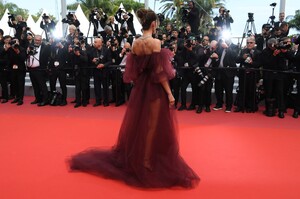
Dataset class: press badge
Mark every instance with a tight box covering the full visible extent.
[54,61,59,67]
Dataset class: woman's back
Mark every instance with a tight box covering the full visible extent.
[132,36,161,56]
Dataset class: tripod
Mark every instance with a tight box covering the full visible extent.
[267,3,277,27]
[239,13,256,50]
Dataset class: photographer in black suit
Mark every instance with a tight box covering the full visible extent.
[212,39,238,113]
[292,36,300,118]
[255,24,272,51]
[26,35,51,106]
[235,37,261,113]
[185,1,200,35]
[213,6,233,31]
[177,36,199,111]
[115,9,136,36]
[261,38,294,118]
[6,39,27,105]
[0,35,11,103]
[62,12,80,28]
[89,8,107,38]
[194,36,215,113]
[40,13,56,42]
[88,37,112,107]
[69,44,89,108]
[8,14,27,41]
[48,39,68,106]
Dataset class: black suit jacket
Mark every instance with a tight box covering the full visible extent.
[38,43,51,69]
[88,46,112,70]
[8,47,26,71]
[115,13,136,36]
[213,43,238,78]
[91,14,108,36]
[8,21,27,40]
[187,7,200,34]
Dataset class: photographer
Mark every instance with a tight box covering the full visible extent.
[88,37,112,107]
[107,16,119,35]
[261,38,294,118]
[0,35,12,103]
[103,25,117,44]
[89,7,107,38]
[69,44,89,108]
[292,35,300,118]
[40,13,56,42]
[255,24,272,51]
[185,1,200,35]
[48,39,68,106]
[8,14,27,41]
[212,39,238,113]
[5,38,27,105]
[119,42,133,101]
[118,27,134,48]
[235,37,261,113]
[168,29,185,108]
[26,35,51,106]
[62,12,80,28]
[177,36,199,111]
[214,6,234,31]
[20,30,35,49]
[194,36,214,113]
[65,25,77,46]
[115,9,136,36]
[107,37,124,106]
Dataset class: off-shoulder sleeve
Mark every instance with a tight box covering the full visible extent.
[123,48,175,83]
[123,53,152,83]
[150,48,175,83]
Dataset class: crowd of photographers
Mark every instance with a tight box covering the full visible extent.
[0,4,300,119]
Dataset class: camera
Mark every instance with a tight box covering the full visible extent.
[62,12,74,24]
[248,13,254,22]
[117,8,126,15]
[9,40,19,49]
[125,48,131,52]
[8,13,15,21]
[89,8,101,21]
[194,67,210,87]
[244,56,252,64]
[71,45,81,52]
[28,45,38,55]
[185,36,195,48]
[42,13,49,20]
[277,41,291,50]
[108,36,116,46]
[95,55,104,65]
[198,75,209,87]
[221,9,230,15]
[180,7,189,23]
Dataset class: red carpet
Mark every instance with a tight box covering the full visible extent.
[0,97,300,199]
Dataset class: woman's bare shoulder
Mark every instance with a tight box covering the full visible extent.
[132,37,161,55]
[152,38,161,53]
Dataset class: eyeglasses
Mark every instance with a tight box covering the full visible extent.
[247,42,254,44]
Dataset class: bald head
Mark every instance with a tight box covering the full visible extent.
[93,37,103,49]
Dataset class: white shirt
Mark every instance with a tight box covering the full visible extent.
[27,45,41,68]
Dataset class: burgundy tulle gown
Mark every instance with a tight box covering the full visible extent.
[68,48,200,188]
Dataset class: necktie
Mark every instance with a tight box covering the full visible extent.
[219,49,226,67]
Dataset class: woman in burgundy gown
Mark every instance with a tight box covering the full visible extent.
[69,8,200,188]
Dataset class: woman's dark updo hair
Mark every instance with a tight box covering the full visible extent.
[136,8,157,31]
